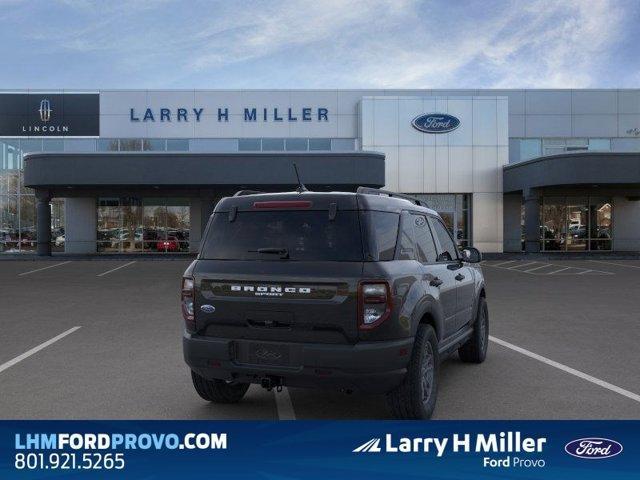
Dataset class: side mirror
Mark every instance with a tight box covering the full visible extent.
[460,247,482,263]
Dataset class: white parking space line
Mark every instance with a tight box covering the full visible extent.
[490,260,517,267]
[576,269,593,275]
[589,260,640,270]
[274,387,296,420]
[18,261,72,276]
[507,262,538,270]
[486,260,613,276]
[523,264,555,273]
[489,336,640,404]
[97,261,136,277]
[548,266,571,275]
[0,327,82,375]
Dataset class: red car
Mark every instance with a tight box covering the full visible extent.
[156,236,179,252]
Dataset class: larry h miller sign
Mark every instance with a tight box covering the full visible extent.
[0,93,99,137]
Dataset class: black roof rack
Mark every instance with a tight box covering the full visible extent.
[356,187,426,207]
[233,190,265,197]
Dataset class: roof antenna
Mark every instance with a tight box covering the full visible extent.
[293,162,308,193]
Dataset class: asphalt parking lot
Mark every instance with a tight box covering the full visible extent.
[1,258,639,420]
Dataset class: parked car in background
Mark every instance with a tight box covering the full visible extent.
[157,236,180,252]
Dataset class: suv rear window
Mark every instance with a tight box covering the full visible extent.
[200,211,364,261]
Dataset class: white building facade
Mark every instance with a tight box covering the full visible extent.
[2,89,640,255]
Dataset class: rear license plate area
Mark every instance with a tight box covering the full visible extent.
[241,342,291,367]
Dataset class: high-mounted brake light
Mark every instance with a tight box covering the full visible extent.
[253,200,312,209]
[181,277,195,331]
[358,281,392,330]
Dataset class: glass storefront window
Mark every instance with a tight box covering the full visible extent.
[63,139,96,152]
[119,139,142,151]
[566,198,588,251]
[166,199,190,252]
[541,197,566,251]
[261,138,285,151]
[20,139,42,154]
[238,138,261,151]
[18,195,36,252]
[42,139,64,152]
[589,197,612,251]
[120,197,143,252]
[143,139,166,151]
[97,198,120,252]
[589,138,611,151]
[519,139,541,161]
[0,195,18,252]
[0,171,20,195]
[331,138,356,151]
[309,138,331,151]
[97,139,119,151]
[540,196,613,251]
[166,139,189,151]
[285,138,308,151]
[98,197,190,253]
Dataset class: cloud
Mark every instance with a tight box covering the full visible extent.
[0,0,636,88]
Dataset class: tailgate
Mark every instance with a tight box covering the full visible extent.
[193,260,363,344]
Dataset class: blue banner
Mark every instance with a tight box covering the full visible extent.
[1,420,638,479]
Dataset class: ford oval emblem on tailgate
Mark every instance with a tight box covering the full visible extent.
[200,304,216,314]
[254,348,282,361]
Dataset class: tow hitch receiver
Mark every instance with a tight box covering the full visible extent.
[260,376,284,392]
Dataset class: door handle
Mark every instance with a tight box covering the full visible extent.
[455,273,465,281]
[429,277,443,287]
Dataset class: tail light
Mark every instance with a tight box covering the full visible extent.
[358,281,392,330]
[181,277,195,331]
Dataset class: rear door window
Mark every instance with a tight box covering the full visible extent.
[361,211,400,261]
[397,212,417,260]
[412,214,438,263]
[429,217,459,262]
[201,211,363,261]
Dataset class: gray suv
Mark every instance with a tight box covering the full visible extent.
[182,187,488,419]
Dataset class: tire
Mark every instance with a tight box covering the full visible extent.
[458,297,489,363]
[191,370,250,403]
[386,324,439,420]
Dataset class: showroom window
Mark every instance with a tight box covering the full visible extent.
[1,139,41,253]
[97,197,191,254]
[519,139,542,161]
[236,137,351,152]
[408,194,471,247]
[542,138,612,156]
[513,138,615,163]
[535,196,613,252]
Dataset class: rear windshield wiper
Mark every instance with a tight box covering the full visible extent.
[249,247,290,259]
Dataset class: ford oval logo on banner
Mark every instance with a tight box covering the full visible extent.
[412,113,460,134]
[564,438,623,459]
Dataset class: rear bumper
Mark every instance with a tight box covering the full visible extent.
[183,332,413,394]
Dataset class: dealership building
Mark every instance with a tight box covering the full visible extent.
[1,89,639,256]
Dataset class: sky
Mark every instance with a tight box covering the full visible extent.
[0,0,638,89]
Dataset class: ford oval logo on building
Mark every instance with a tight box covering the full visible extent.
[564,438,623,459]
[412,113,460,133]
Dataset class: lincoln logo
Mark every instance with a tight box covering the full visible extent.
[412,113,460,133]
[39,99,52,122]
